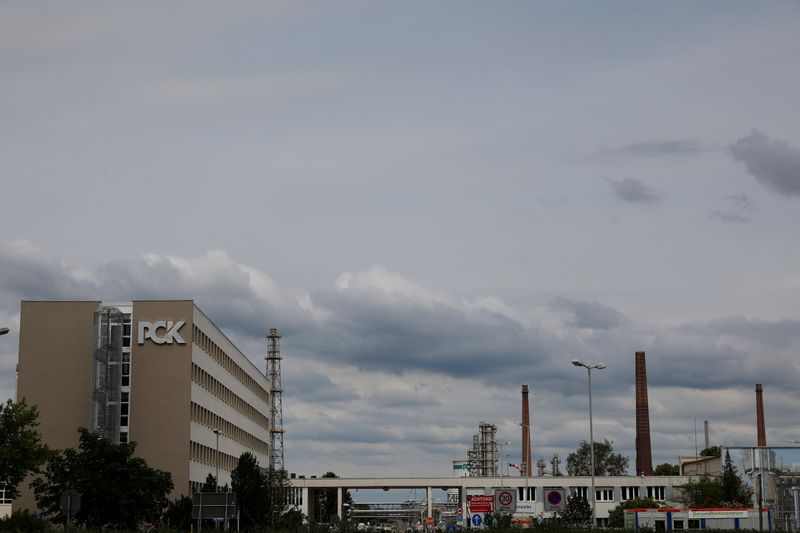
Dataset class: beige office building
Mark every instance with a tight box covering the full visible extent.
[15,300,271,508]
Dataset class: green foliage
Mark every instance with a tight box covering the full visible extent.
[0,398,51,499]
[700,446,721,457]
[231,451,268,531]
[202,472,217,492]
[566,439,630,476]
[607,498,662,527]
[559,494,592,527]
[162,495,193,530]
[31,428,173,530]
[314,471,353,524]
[0,509,46,533]
[677,454,752,509]
[654,463,680,476]
[484,511,513,529]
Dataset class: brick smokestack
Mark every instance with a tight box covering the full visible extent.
[635,352,654,476]
[756,384,767,447]
[521,384,532,477]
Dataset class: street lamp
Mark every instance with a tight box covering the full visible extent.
[572,359,606,527]
[0,327,9,335]
[491,440,511,486]
[213,429,221,491]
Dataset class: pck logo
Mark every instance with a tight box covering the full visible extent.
[138,320,186,345]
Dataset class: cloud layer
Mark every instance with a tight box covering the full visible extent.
[2,242,800,477]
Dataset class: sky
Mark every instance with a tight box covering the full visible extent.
[2,1,800,485]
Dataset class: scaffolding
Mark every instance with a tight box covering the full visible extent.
[266,328,285,473]
[91,306,124,443]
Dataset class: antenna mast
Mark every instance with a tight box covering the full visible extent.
[266,328,285,472]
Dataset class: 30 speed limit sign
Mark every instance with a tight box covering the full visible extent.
[494,489,516,512]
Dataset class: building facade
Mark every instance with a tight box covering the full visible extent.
[15,300,271,509]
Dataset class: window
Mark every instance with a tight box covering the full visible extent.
[621,486,640,500]
[517,487,535,501]
[647,486,665,500]
[571,486,588,499]
[596,488,613,502]
[674,520,684,529]
[0,487,11,505]
[688,520,700,529]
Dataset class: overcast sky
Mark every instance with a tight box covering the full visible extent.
[2,2,800,484]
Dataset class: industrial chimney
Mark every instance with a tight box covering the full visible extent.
[635,352,654,476]
[756,384,767,447]
[521,385,532,476]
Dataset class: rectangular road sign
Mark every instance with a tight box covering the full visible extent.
[468,495,494,513]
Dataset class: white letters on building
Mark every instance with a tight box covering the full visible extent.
[138,320,186,345]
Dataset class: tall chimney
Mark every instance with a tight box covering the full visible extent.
[635,352,654,476]
[521,385,532,477]
[756,384,767,447]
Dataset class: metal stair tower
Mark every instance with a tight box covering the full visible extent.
[266,328,285,472]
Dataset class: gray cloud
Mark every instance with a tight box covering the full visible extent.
[596,139,705,159]
[550,297,628,330]
[729,131,800,197]
[605,177,661,203]
[711,193,756,223]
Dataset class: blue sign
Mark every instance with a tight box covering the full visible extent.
[472,514,482,527]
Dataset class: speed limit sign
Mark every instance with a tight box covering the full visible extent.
[494,489,516,512]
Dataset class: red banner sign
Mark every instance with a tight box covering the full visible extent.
[468,495,494,513]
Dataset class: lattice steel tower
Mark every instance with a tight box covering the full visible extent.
[266,328,285,472]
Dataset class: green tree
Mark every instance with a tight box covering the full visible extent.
[0,399,51,499]
[202,472,217,492]
[231,452,268,531]
[31,428,173,529]
[566,439,630,476]
[720,450,752,506]
[265,467,293,529]
[700,446,721,457]
[676,474,723,507]
[162,495,193,530]
[559,494,592,527]
[654,463,680,476]
[607,498,662,527]
[314,471,353,523]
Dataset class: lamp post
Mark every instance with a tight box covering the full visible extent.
[213,429,221,491]
[492,440,511,486]
[572,359,606,528]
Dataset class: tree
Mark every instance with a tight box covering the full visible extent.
[314,471,352,523]
[720,450,752,506]
[0,399,50,499]
[607,498,662,527]
[202,472,217,492]
[559,494,592,527]
[700,446,721,457]
[162,496,193,530]
[677,452,752,508]
[264,467,293,529]
[231,452,268,531]
[654,463,680,476]
[566,439,630,476]
[31,428,173,529]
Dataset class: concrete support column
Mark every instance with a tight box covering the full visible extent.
[427,486,433,519]
[337,487,343,520]
[301,487,310,519]
[460,485,468,527]
[792,486,799,532]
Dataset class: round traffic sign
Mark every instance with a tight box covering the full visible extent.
[471,514,482,527]
[457,507,463,515]
[546,490,562,506]
[498,491,513,506]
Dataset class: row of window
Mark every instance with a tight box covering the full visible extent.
[193,325,269,404]
[0,487,10,505]
[191,364,269,429]
[190,440,238,472]
[514,486,666,503]
[191,402,269,455]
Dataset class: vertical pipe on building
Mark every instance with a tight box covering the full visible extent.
[521,385,532,477]
[756,384,767,447]
[635,352,654,476]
